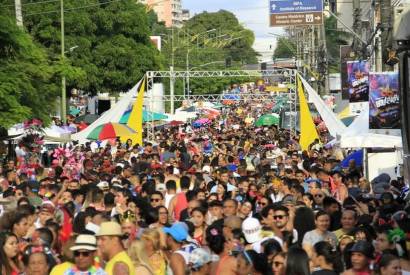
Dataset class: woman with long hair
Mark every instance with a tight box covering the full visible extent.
[206,226,237,275]
[374,253,401,275]
[140,229,167,275]
[236,250,272,275]
[302,210,338,258]
[128,240,154,275]
[272,252,286,275]
[285,247,310,275]
[262,238,283,266]
[0,232,23,275]
[237,201,253,219]
[190,207,207,246]
[22,245,55,275]
[293,207,315,247]
[312,241,344,275]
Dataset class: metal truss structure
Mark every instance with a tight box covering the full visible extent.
[145,69,297,141]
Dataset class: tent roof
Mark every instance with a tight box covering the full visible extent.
[71,79,142,144]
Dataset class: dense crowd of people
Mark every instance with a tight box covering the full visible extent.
[0,100,409,275]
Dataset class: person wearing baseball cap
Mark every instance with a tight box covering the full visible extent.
[96,221,135,275]
[163,222,194,275]
[345,240,374,275]
[65,234,106,275]
[189,248,212,275]
[35,201,56,228]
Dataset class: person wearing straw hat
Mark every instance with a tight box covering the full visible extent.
[64,234,106,275]
[96,221,135,275]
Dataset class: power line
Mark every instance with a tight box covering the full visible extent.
[0,0,59,8]
[23,0,126,16]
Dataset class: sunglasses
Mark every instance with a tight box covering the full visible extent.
[273,215,287,220]
[74,251,92,257]
[258,201,267,206]
[151,198,161,202]
[314,194,324,198]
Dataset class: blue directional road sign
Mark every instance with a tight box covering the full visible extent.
[269,0,324,27]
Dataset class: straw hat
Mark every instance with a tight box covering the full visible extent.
[96,221,123,237]
[70,234,97,251]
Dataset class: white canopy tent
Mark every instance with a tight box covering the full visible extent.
[299,75,347,137]
[339,105,402,148]
[71,80,142,144]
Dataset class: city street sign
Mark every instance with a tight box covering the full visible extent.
[269,0,323,27]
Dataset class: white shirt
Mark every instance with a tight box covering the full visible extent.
[165,193,175,209]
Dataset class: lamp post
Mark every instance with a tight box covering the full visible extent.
[185,29,217,96]
[60,0,66,124]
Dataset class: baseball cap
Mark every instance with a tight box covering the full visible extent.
[28,180,40,193]
[163,222,188,242]
[189,248,212,270]
[282,195,296,206]
[242,217,262,244]
[40,201,55,214]
[349,240,374,258]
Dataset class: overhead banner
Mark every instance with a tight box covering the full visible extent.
[347,60,369,103]
[369,72,400,129]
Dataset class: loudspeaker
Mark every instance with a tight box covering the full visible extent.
[261,62,267,70]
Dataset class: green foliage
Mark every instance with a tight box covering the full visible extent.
[273,37,296,59]
[21,0,163,94]
[161,10,258,95]
[325,15,351,73]
[0,11,59,128]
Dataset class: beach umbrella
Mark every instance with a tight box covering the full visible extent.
[77,122,88,131]
[120,110,168,124]
[87,123,136,140]
[192,118,211,128]
[255,114,279,127]
[169,120,184,126]
[74,114,100,124]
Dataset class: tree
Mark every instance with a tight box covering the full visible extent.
[273,37,296,59]
[0,12,58,128]
[325,15,351,73]
[160,10,258,95]
[19,0,163,94]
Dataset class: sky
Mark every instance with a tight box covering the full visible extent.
[183,0,284,62]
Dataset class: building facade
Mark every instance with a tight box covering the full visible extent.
[145,0,186,28]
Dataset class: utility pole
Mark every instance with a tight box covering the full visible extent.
[352,0,362,55]
[186,48,190,96]
[60,0,67,124]
[380,0,392,71]
[14,0,23,27]
[170,26,175,114]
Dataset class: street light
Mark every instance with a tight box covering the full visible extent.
[61,0,66,124]
[185,29,217,96]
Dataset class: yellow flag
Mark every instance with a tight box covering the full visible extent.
[127,79,146,146]
[298,75,319,151]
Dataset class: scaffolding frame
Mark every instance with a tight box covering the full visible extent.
[145,69,297,141]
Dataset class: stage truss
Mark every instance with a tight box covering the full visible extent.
[145,69,297,141]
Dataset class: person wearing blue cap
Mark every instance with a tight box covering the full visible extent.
[163,222,195,275]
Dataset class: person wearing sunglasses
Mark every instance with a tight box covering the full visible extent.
[149,192,164,208]
[273,205,298,243]
[67,234,106,275]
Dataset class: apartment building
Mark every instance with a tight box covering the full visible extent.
[145,0,188,27]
